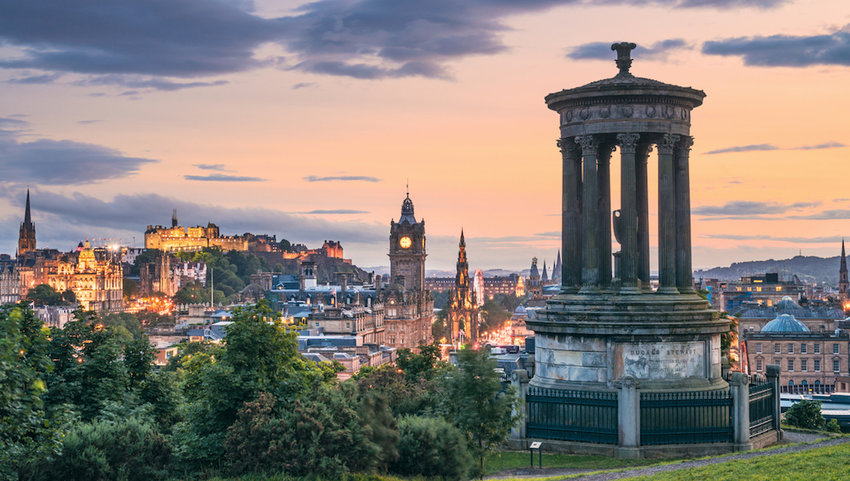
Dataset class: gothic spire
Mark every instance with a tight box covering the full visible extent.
[841,238,847,273]
[459,228,465,247]
[24,188,31,225]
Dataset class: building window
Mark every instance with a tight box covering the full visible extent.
[834,360,840,373]
[834,343,840,354]
[756,343,762,354]
[787,344,794,354]
[776,286,782,291]
[814,359,820,372]
[788,359,794,371]
[801,359,807,371]
[801,344,807,354]
[814,343,820,354]
[756,359,763,371]
[775,343,781,354]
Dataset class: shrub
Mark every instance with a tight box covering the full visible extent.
[826,418,842,433]
[785,399,826,430]
[43,417,172,481]
[391,415,472,480]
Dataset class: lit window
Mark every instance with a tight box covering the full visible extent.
[776,286,782,292]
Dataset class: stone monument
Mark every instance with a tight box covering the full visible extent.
[522,43,746,457]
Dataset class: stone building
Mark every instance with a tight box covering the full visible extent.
[0,256,20,305]
[447,231,480,344]
[17,189,36,257]
[144,210,276,253]
[719,273,804,312]
[382,192,433,350]
[47,240,123,312]
[525,257,542,299]
[744,314,849,393]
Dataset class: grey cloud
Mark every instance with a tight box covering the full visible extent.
[304,175,381,183]
[705,142,845,155]
[703,234,840,243]
[6,72,63,84]
[292,82,316,89]
[77,119,101,125]
[0,131,157,185]
[705,144,778,155]
[0,189,386,246]
[567,38,691,61]
[535,231,560,237]
[79,75,230,91]
[693,201,819,217]
[184,174,267,182]
[298,209,369,215]
[193,163,232,172]
[703,25,850,67]
[791,142,845,150]
[789,209,850,220]
[0,117,28,128]
[0,0,787,83]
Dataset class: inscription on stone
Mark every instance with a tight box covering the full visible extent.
[617,341,704,380]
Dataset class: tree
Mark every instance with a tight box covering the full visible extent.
[481,300,510,333]
[278,238,292,251]
[0,304,64,480]
[440,349,518,479]
[25,284,69,306]
[785,399,826,430]
[392,415,472,480]
[397,341,442,382]
[173,281,224,305]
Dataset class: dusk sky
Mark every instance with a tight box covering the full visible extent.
[1,0,848,272]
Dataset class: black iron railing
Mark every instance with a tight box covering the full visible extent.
[749,376,776,438]
[526,387,618,444]
[639,390,733,445]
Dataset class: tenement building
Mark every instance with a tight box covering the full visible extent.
[0,255,20,305]
[518,43,779,457]
[47,240,123,312]
[382,192,434,350]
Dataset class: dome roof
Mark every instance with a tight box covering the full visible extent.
[761,314,810,333]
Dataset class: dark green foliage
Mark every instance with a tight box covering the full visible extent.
[354,365,439,417]
[392,415,472,480]
[173,281,226,305]
[44,417,172,481]
[0,304,64,480]
[130,249,162,276]
[440,349,518,478]
[176,301,338,467]
[785,399,826,430]
[25,284,74,306]
[396,341,442,382]
[481,300,510,333]
[825,418,842,433]
[278,239,292,251]
[433,310,449,340]
[224,386,396,478]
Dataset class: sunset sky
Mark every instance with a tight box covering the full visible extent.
[1,0,848,272]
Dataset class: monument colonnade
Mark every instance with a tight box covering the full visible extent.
[558,131,695,295]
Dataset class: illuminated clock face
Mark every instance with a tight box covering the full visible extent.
[399,236,412,249]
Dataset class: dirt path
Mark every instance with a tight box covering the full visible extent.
[487,435,848,480]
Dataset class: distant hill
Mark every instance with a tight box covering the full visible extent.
[695,255,841,285]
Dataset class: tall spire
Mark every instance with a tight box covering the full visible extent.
[459,228,465,247]
[24,188,31,224]
[840,238,848,297]
[841,238,846,270]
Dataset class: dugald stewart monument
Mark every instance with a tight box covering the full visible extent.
[519,43,781,457]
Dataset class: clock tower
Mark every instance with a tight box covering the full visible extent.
[389,192,426,292]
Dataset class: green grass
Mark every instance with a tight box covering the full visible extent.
[482,451,657,476]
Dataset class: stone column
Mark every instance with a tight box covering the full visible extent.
[730,372,753,451]
[577,135,600,290]
[657,134,679,294]
[598,143,614,288]
[559,137,582,293]
[617,133,640,293]
[675,136,695,293]
[617,376,640,458]
[596,144,614,287]
[636,142,652,290]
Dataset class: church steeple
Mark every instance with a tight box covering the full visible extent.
[18,189,36,257]
[840,238,848,298]
[456,229,468,287]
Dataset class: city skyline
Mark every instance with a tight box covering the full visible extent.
[2,0,849,271]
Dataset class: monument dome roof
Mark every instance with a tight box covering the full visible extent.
[761,314,810,333]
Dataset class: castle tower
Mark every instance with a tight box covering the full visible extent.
[838,238,850,299]
[388,192,426,292]
[172,209,178,228]
[527,257,542,299]
[553,250,562,283]
[17,189,36,257]
[448,230,479,344]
